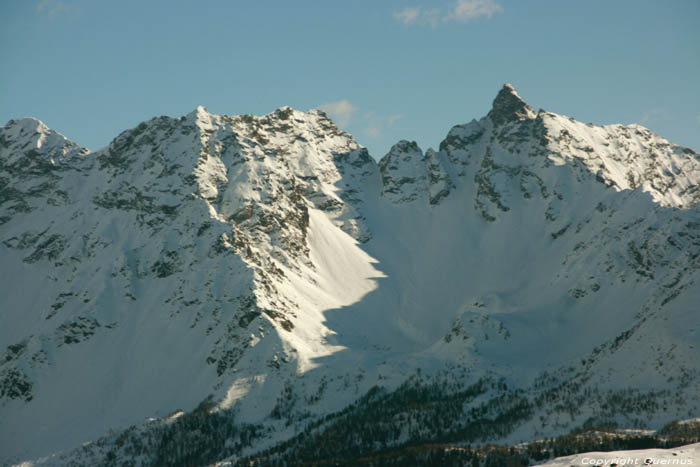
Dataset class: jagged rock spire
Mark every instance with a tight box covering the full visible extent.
[487,83,536,126]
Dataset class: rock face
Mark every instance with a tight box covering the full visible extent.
[487,82,537,126]
[1,85,700,465]
[379,140,454,205]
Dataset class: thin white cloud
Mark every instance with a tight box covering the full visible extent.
[317,99,357,127]
[364,126,381,139]
[363,112,403,139]
[448,0,503,21]
[36,0,76,18]
[394,0,503,27]
[363,111,379,139]
[387,114,403,126]
[394,7,421,25]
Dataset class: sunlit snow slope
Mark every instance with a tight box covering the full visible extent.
[1,85,699,464]
[536,442,700,466]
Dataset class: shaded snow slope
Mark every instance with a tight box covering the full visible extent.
[1,84,700,464]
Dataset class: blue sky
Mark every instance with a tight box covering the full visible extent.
[1,1,699,158]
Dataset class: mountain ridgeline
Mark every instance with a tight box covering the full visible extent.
[1,84,699,466]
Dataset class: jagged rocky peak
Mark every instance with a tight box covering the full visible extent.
[487,83,537,126]
[179,103,375,245]
[379,140,425,203]
[423,148,454,205]
[5,87,700,466]
[180,104,343,142]
[378,140,454,205]
[389,139,422,156]
[539,111,700,208]
[379,140,424,175]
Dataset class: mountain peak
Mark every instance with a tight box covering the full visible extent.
[4,89,700,465]
[185,105,209,121]
[273,106,296,120]
[4,116,49,134]
[184,105,216,131]
[488,83,536,126]
[388,140,422,155]
[1,117,82,153]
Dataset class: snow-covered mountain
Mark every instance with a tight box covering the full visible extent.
[1,84,699,466]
